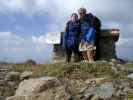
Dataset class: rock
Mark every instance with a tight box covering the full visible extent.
[111,66,118,74]
[126,68,133,74]
[95,60,108,64]
[116,64,133,74]
[109,58,118,66]
[5,72,20,81]
[0,65,11,86]
[6,77,71,100]
[7,81,17,87]
[24,59,36,65]
[84,78,106,87]
[123,87,131,93]
[127,73,133,80]
[113,80,131,99]
[82,82,115,99]
[120,81,130,88]
[110,58,122,64]
[15,77,60,96]
[116,64,125,71]
[0,96,5,100]
[20,71,33,80]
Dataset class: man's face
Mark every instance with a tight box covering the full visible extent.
[78,11,86,19]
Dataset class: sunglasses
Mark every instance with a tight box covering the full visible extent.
[79,12,85,15]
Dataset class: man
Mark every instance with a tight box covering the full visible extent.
[78,8,101,61]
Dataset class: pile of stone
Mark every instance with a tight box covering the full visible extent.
[4,71,33,89]
[7,77,72,100]
[0,64,12,97]
[0,65,11,86]
[99,29,120,59]
[2,61,133,100]
[53,29,120,62]
[0,66,33,98]
[6,76,132,100]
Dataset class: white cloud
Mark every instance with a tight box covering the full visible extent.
[0,32,12,37]
[0,31,53,63]
[0,0,133,61]
[116,37,133,60]
[0,0,132,19]
[0,0,128,15]
[0,0,25,13]
[117,38,133,46]
[0,32,25,45]
[102,22,123,29]
[0,47,25,53]
[32,35,46,44]
[0,0,133,31]
[32,32,61,44]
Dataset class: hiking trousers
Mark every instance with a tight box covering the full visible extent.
[65,45,80,63]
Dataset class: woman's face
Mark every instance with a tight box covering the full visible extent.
[71,14,78,22]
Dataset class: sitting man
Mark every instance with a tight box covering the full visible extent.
[78,8,101,62]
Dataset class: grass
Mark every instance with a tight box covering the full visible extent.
[128,92,133,100]
[11,64,34,72]
[0,86,15,97]
[2,61,133,97]
[11,62,125,79]
[126,63,133,68]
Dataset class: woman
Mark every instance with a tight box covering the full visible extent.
[63,13,80,63]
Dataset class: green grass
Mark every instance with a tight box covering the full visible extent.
[3,62,132,97]
[126,63,133,68]
[11,64,34,72]
[11,62,124,79]
[128,92,133,100]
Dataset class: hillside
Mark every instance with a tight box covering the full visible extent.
[0,60,133,100]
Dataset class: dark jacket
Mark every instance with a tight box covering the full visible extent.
[63,20,80,48]
[79,13,99,43]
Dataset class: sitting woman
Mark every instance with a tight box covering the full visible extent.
[63,13,80,63]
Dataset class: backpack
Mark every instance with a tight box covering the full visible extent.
[92,16,101,30]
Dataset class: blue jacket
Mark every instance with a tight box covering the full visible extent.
[63,21,80,48]
[84,27,96,43]
[80,13,96,43]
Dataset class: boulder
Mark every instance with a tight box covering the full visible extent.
[82,82,115,99]
[127,73,133,80]
[15,77,61,96]
[20,71,33,80]
[6,77,71,100]
[0,96,5,100]
[5,72,20,81]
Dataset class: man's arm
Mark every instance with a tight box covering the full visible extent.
[92,17,101,30]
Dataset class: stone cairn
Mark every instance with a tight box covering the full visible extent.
[53,29,120,62]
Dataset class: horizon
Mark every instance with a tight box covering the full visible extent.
[0,0,133,63]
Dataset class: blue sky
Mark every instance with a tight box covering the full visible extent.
[0,0,133,63]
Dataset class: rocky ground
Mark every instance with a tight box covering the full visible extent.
[0,60,133,100]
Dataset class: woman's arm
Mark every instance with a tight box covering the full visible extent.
[64,22,69,33]
[62,22,69,49]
